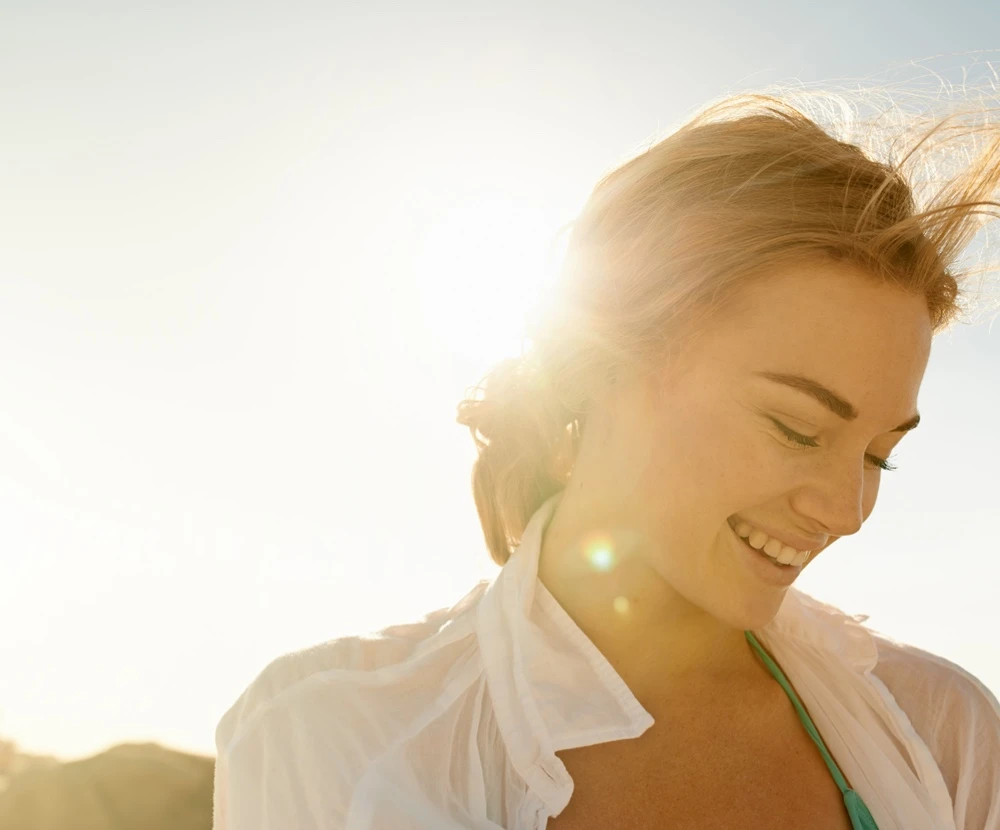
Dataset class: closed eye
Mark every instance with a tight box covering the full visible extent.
[767,416,898,472]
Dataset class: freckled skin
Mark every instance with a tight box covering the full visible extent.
[538,257,932,691]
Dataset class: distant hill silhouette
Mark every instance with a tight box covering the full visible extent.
[0,741,214,830]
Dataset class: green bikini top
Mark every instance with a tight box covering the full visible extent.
[744,631,879,830]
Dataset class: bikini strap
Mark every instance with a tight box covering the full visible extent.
[744,630,879,830]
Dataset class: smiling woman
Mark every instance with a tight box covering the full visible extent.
[213,88,1000,830]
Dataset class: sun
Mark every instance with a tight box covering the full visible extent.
[408,185,569,368]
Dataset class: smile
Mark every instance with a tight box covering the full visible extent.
[728,517,812,567]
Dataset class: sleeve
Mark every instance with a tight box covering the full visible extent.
[212,744,229,830]
[871,639,1000,830]
[208,603,470,830]
[212,696,241,830]
[210,658,285,830]
[211,680,387,830]
[208,638,379,830]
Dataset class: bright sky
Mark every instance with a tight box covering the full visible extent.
[1,2,998,761]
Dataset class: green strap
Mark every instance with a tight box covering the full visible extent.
[744,630,879,830]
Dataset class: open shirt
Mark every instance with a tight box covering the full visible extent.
[213,492,1000,829]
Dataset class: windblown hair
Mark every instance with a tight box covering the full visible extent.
[456,84,1000,566]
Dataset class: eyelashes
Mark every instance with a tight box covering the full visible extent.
[767,416,898,472]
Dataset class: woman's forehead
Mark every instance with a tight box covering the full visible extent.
[707,261,931,346]
[660,266,933,407]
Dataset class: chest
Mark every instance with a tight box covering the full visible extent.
[544,700,855,830]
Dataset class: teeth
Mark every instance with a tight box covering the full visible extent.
[763,538,784,558]
[732,519,811,567]
[776,546,797,565]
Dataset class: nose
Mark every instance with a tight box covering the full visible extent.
[792,454,870,539]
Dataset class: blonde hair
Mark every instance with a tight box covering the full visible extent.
[457,84,1000,566]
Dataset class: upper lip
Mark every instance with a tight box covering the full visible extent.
[728,516,826,553]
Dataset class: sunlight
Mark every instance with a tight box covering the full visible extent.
[408,185,567,367]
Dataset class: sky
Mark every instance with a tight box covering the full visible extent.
[0,1,998,761]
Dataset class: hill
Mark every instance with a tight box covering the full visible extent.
[0,741,214,830]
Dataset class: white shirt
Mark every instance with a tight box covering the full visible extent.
[212,492,1000,829]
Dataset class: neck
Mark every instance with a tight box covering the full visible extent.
[536,496,771,709]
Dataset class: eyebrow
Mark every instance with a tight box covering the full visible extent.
[753,371,921,433]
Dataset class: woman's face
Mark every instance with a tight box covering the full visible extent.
[594,257,933,629]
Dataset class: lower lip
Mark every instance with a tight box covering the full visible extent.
[728,521,803,586]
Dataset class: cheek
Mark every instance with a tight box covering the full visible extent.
[711,423,792,500]
[644,412,730,488]
[644,406,766,516]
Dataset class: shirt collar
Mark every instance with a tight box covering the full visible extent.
[474,490,877,814]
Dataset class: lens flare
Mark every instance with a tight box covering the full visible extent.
[588,546,615,571]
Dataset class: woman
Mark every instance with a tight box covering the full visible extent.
[212,91,1000,829]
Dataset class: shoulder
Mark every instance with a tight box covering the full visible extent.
[215,580,490,754]
[213,581,492,827]
[869,631,1000,730]
[869,630,1000,829]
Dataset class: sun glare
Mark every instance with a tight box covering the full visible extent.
[408,186,567,367]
